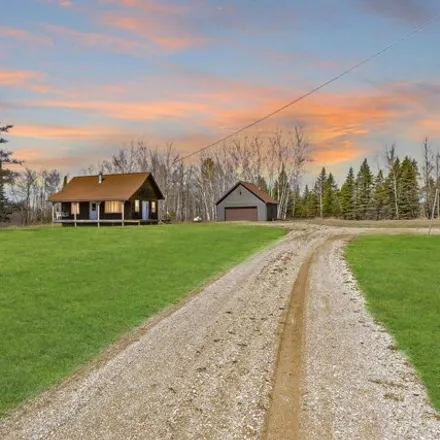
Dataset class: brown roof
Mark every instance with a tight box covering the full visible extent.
[49,172,163,202]
[216,181,278,205]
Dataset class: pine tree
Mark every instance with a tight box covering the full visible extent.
[372,170,388,220]
[339,167,356,220]
[0,122,22,223]
[314,167,327,218]
[300,184,317,218]
[355,159,374,220]
[385,157,401,219]
[398,157,420,219]
[323,173,340,217]
[293,185,304,218]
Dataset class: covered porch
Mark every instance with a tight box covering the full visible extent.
[52,199,159,227]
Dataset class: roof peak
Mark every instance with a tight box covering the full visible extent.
[73,171,150,179]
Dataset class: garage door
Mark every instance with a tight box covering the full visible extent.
[225,207,258,221]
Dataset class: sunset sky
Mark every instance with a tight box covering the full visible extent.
[2,0,440,181]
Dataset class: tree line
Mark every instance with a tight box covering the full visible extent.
[0,122,311,224]
[1,118,439,224]
[82,127,311,221]
[296,140,439,220]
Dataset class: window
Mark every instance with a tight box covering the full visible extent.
[71,202,79,215]
[134,199,140,213]
[105,201,122,213]
[151,201,157,213]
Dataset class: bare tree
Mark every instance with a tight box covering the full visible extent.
[289,127,312,218]
[436,152,440,218]
[422,137,434,218]
[80,127,313,222]
[11,168,37,225]
[385,143,400,220]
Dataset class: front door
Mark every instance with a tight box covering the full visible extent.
[89,202,98,220]
[142,201,149,221]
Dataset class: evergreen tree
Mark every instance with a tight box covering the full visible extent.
[62,175,68,188]
[385,157,401,219]
[339,167,356,219]
[0,122,22,223]
[314,167,327,218]
[300,184,317,218]
[398,157,420,219]
[322,173,340,217]
[355,159,374,220]
[292,185,304,218]
[372,170,388,220]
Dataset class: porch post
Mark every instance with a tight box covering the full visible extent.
[121,201,125,226]
[97,202,100,228]
[52,203,55,226]
[74,202,77,227]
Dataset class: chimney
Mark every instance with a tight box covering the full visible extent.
[98,172,103,184]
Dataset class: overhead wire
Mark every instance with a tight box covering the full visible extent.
[175,13,440,163]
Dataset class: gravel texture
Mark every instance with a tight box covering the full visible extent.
[301,238,440,440]
[2,226,439,440]
[0,228,330,440]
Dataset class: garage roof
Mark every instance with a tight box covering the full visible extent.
[216,181,278,205]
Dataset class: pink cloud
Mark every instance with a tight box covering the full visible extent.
[0,70,51,93]
[38,0,72,7]
[11,124,125,140]
[15,72,440,169]
[100,0,187,14]
[99,11,208,50]
[12,146,93,170]
[43,24,150,56]
[34,98,210,120]
[0,26,53,46]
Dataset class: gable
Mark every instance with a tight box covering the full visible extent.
[49,172,163,202]
[216,181,278,205]
[220,183,261,205]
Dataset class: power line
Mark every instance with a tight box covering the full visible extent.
[176,13,440,163]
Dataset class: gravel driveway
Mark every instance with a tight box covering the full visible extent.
[300,238,440,440]
[1,226,439,439]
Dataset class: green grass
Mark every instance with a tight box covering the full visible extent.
[346,235,440,411]
[0,224,284,416]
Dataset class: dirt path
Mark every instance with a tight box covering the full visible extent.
[298,237,440,440]
[0,228,334,440]
[1,226,439,439]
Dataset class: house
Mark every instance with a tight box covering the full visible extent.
[49,172,164,226]
[216,181,278,221]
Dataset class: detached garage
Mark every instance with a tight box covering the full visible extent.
[216,181,278,221]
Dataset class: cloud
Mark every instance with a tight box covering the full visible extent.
[100,0,187,15]
[43,24,150,57]
[0,70,51,93]
[11,124,125,140]
[358,0,431,25]
[39,0,72,7]
[99,11,208,50]
[34,98,210,121]
[12,146,93,170]
[312,145,366,165]
[0,26,53,46]
[15,72,440,169]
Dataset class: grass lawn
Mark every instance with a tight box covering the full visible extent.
[0,223,285,417]
[346,235,440,411]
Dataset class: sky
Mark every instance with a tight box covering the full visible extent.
[2,0,440,182]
